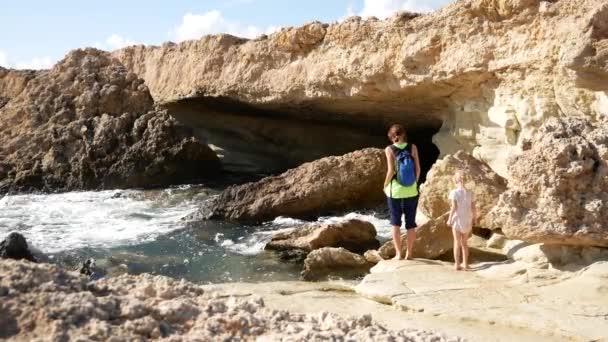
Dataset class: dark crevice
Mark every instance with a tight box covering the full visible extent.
[164,96,442,181]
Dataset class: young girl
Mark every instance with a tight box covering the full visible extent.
[447,172,477,271]
[384,124,420,260]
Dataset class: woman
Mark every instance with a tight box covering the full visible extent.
[384,124,420,260]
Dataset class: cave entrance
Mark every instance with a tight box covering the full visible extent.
[164,96,442,183]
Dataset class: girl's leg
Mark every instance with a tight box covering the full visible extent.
[461,231,471,270]
[392,225,403,259]
[452,228,462,270]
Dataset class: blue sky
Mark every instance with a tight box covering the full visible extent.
[0,0,453,69]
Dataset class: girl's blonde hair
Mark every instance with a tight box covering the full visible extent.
[453,171,465,185]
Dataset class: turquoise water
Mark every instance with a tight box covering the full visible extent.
[0,185,393,283]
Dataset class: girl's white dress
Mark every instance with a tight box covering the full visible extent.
[448,188,473,233]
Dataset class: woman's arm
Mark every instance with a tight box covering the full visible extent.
[384,147,396,188]
[412,144,421,183]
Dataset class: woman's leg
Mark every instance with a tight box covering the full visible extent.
[392,225,403,259]
[452,228,462,270]
[405,228,416,260]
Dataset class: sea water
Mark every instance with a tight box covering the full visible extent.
[0,186,394,283]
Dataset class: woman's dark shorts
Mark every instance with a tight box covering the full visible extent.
[387,196,418,229]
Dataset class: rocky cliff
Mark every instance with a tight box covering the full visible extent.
[112,0,608,176]
[0,49,220,193]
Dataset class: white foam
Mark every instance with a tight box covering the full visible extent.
[222,228,294,256]
[0,189,199,253]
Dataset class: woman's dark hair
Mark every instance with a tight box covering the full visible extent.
[387,124,407,143]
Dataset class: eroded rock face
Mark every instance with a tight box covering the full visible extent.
[489,117,608,246]
[419,151,507,228]
[265,219,380,254]
[113,0,608,177]
[378,213,453,260]
[301,247,371,281]
[197,148,386,223]
[0,49,219,193]
[0,260,453,341]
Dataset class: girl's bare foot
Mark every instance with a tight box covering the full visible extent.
[455,265,462,271]
[392,254,403,260]
[404,254,412,260]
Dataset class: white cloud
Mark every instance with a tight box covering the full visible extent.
[93,34,137,51]
[359,0,453,19]
[171,11,279,42]
[0,50,54,70]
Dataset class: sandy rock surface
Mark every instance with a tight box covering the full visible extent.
[0,260,459,341]
[266,219,380,254]
[196,148,386,223]
[489,117,608,246]
[356,258,608,341]
[418,151,507,228]
[0,49,219,193]
[378,213,453,260]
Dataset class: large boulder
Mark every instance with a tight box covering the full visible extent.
[0,48,220,192]
[301,247,372,281]
[378,213,453,260]
[198,148,386,223]
[418,151,507,228]
[265,219,380,254]
[488,117,608,247]
[0,232,37,262]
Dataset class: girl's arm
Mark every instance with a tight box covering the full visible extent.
[471,197,478,226]
[448,198,457,225]
[384,147,396,188]
[412,144,421,183]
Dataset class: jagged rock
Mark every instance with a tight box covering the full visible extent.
[488,117,608,247]
[197,148,386,223]
[378,213,452,260]
[265,219,380,254]
[418,151,507,228]
[0,232,37,262]
[0,49,220,192]
[301,247,372,281]
[113,0,608,177]
[0,260,451,341]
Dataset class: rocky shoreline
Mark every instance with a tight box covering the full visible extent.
[0,259,462,341]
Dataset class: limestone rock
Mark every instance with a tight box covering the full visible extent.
[419,151,507,228]
[0,259,455,341]
[111,0,608,178]
[364,250,384,264]
[505,242,608,266]
[488,117,608,246]
[0,48,220,193]
[378,213,453,260]
[198,148,386,223]
[265,219,380,254]
[0,232,37,262]
[301,247,372,281]
[486,233,508,249]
